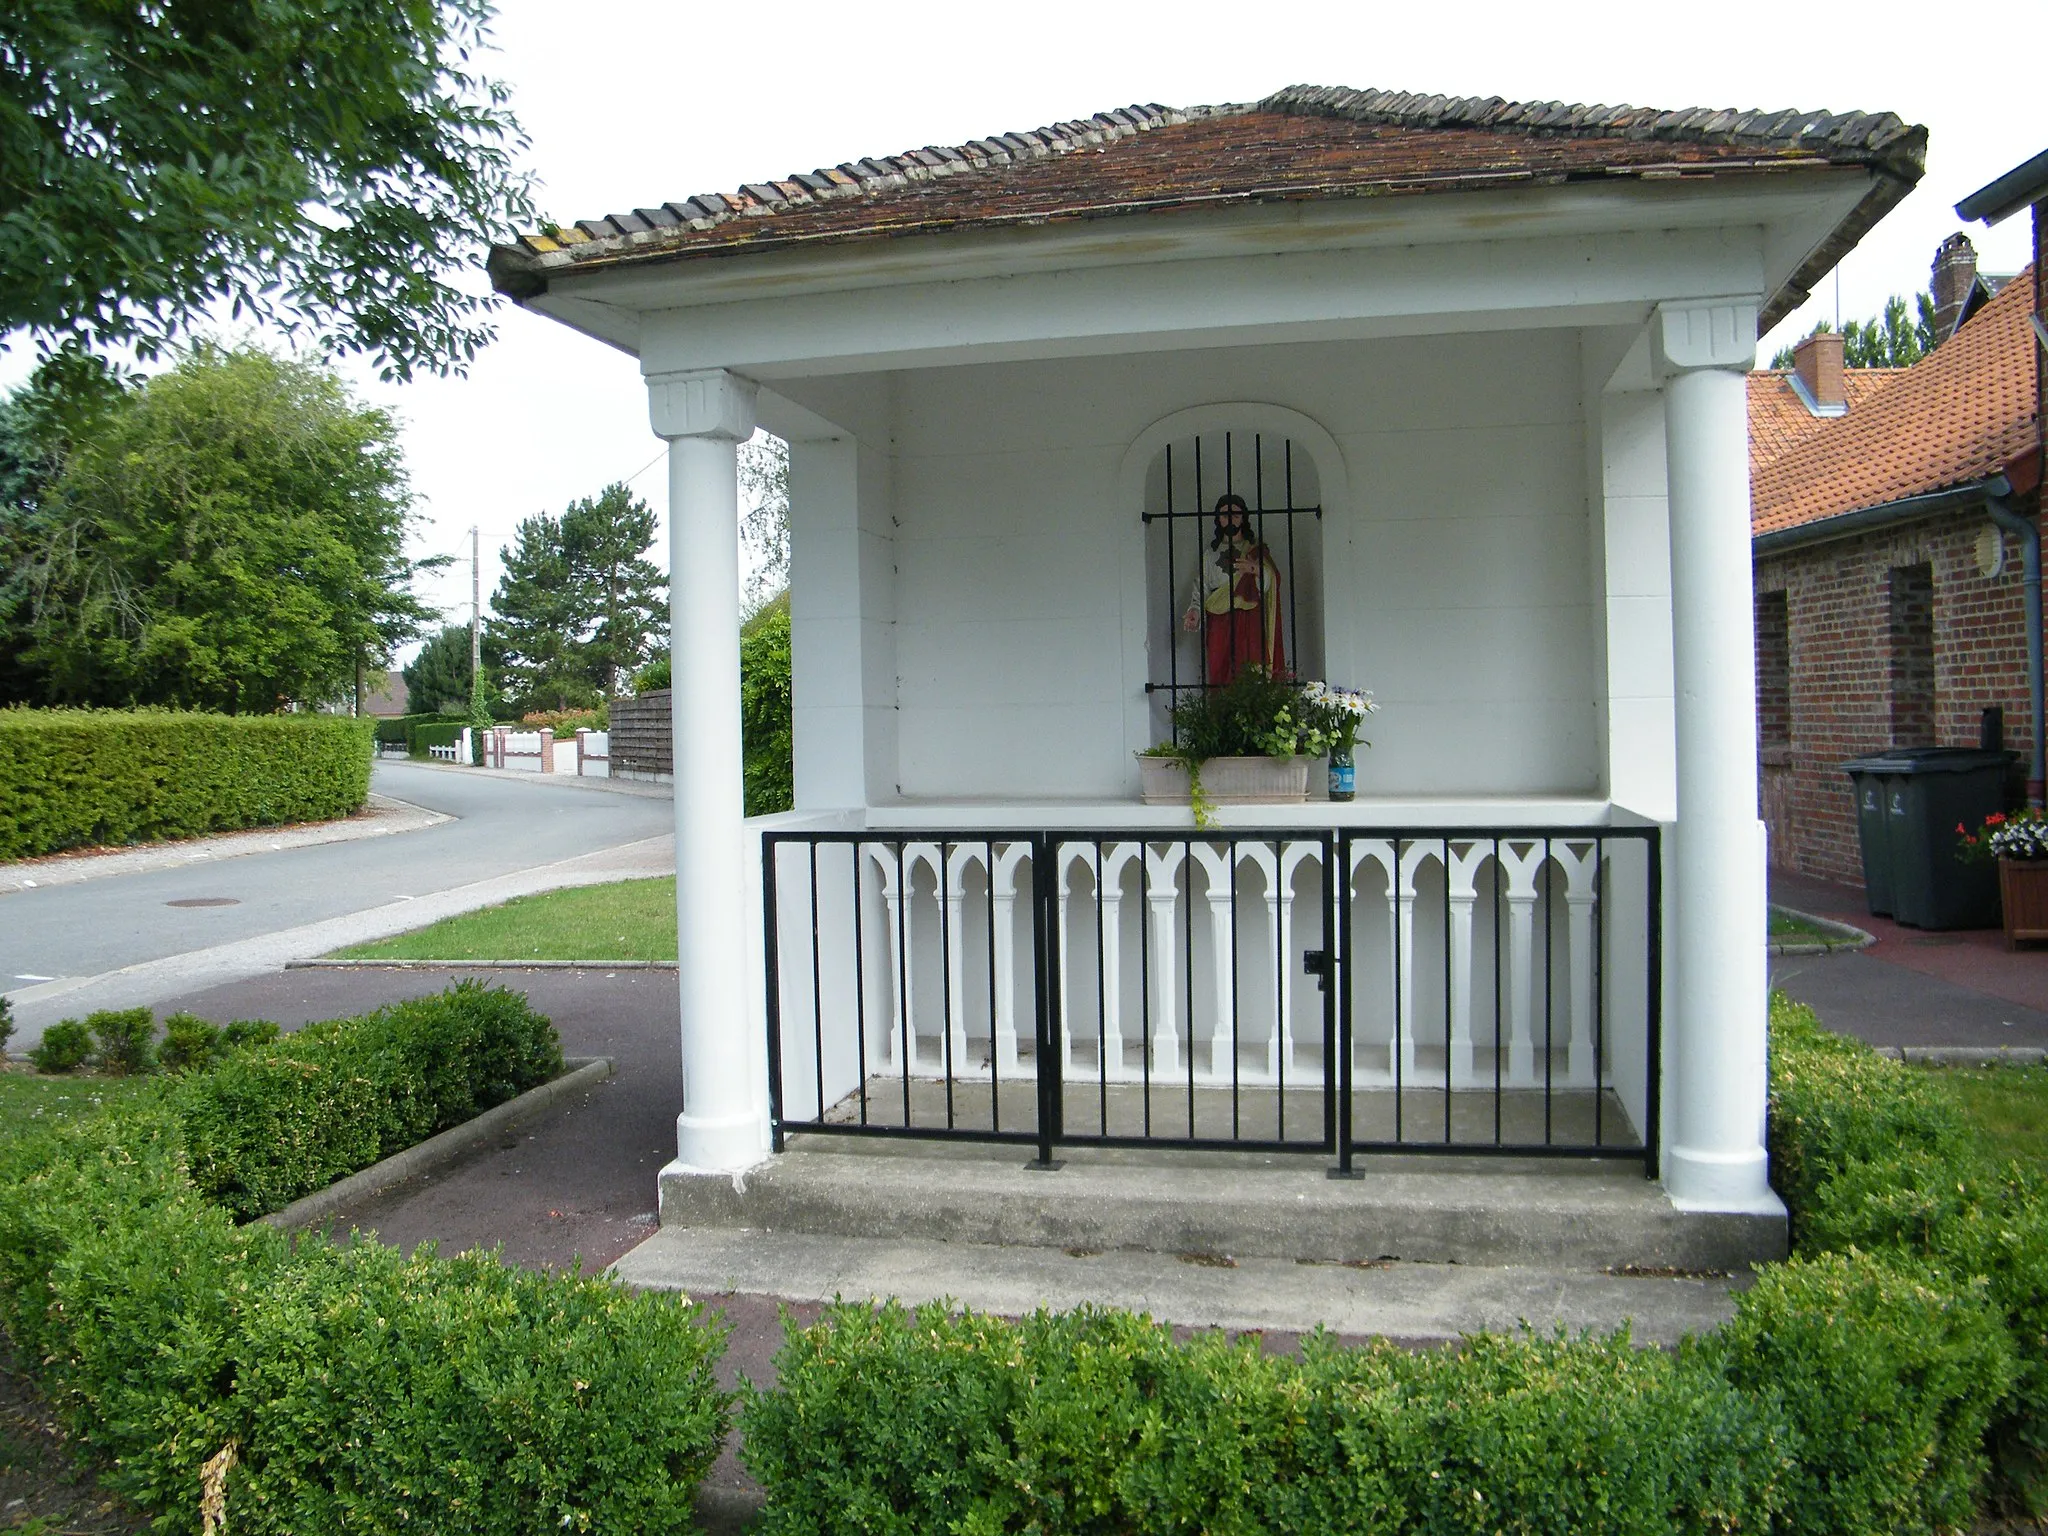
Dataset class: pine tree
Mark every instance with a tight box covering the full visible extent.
[491,512,589,712]
[561,484,666,697]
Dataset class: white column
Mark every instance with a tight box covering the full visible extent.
[649,368,766,1171]
[1652,301,1777,1213]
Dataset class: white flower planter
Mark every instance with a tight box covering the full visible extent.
[1137,754,1311,805]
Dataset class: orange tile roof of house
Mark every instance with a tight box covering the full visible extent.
[1751,266,2039,537]
[1747,367,1903,469]
[491,85,1925,334]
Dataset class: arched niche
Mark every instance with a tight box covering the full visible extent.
[1115,404,1351,755]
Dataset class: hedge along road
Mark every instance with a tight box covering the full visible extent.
[0,760,674,1041]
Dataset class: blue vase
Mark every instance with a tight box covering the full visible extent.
[1329,745,1356,802]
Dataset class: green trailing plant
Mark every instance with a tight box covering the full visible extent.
[26,1020,90,1073]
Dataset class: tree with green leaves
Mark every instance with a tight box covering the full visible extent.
[1770,292,1941,370]
[562,484,667,697]
[490,511,592,713]
[7,347,439,710]
[492,484,667,709]
[404,623,493,716]
[1,0,533,382]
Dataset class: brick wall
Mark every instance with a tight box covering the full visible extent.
[610,690,672,779]
[1755,507,2039,884]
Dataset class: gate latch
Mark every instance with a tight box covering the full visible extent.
[1302,949,1333,991]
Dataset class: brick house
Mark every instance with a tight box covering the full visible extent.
[1750,246,2043,884]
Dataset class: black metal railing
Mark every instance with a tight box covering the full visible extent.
[762,825,1660,1173]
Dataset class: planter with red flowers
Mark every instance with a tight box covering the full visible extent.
[1957,808,2048,949]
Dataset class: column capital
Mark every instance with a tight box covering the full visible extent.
[1650,300,1761,379]
[647,368,758,442]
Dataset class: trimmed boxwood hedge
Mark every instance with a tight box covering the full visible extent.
[406,719,464,756]
[373,712,461,748]
[0,709,372,859]
[0,986,728,1536]
[738,998,2046,1535]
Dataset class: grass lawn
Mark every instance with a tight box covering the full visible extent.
[331,876,678,963]
[1918,1060,2048,1171]
[0,1073,160,1146]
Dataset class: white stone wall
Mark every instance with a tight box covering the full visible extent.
[779,327,1603,805]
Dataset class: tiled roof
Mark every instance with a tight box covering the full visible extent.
[1751,265,2039,536]
[1747,368,1904,469]
[491,85,1924,332]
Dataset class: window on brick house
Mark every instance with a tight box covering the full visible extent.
[1756,590,1789,749]
[1889,563,1936,748]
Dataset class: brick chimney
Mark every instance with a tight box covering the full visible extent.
[1792,330,1845,414]
[1930,232,1978,343]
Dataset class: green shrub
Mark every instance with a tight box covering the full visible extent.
[229,1240,727,1535]
[221,1018,280,1051]
[28,1019,92,1073]
[405,719,464,756]
[1770,997,2048,1513]
[744,1302,1788,1536]
[0,994,13,1058]
[1712,1249,2014,1536]
[0,709,372,860]
[178,983,561,1219]
[0,1038,728,1536]
[741,596,792,816]
[158,1013,223,1073]
[1767,995,1973,1246]
[87,1008,157,1075]
[373,712,462,748]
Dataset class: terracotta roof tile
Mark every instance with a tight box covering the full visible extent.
[491,84,1924,332]
[1751,266,2039,536]
[1747,368,1904,470]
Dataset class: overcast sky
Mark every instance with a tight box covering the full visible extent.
[13,0,2045,647]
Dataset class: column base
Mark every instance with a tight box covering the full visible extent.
[675,1108,771,1174]
[1663,1144,1785,1216]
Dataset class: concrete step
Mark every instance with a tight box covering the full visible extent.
[611,1226,1743,1346]
[656,1138,1786,1273]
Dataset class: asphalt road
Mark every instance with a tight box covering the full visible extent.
[0,761,672,992]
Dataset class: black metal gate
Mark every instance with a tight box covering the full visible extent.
[763,825,1659,1173]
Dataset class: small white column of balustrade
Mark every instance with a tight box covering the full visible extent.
[1655,299,1776,1212]
[941,851,971,1075]
[1144,844,1185,1076]
[1193,845,1236,1079]
[1446,843,1484,1085]
[990,846,1022,1074]
[1499,842,1542,1085]
[1098,847,1134,1075]
[1559,843,1600,1088]
[648,367,767,1171]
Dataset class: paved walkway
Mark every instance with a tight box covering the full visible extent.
[1770,868,2048,1047]
[1,763,674,1038]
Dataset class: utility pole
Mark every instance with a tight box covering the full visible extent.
[470,525,481,686]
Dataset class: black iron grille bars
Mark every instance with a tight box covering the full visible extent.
[763,826,1660,1173]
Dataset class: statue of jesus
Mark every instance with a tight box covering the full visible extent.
[1182,492,1284,685]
